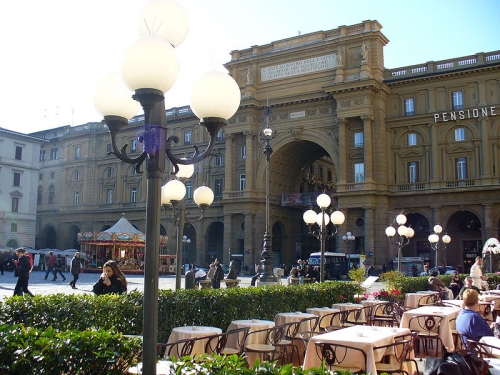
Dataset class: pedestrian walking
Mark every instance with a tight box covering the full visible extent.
[44,251,56,280]
[69,252,81,289]
[13,248,34,297]
[54,254,66,281]
[212,258,224,289]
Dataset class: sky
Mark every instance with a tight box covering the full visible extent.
[0,0,499,134]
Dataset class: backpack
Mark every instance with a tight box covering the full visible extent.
[425,351,489,375]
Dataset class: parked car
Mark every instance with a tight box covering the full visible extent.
[182,264,208,275]
[419,266,456,276]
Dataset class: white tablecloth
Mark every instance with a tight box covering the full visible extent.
[479,336,500,357]
[274,312,317,332]
[227,319,275,366]
[303,325,411,374]
[306,307,340,329]
[404,292,435,309]
[400,305,460,351]
[166,326,222,357]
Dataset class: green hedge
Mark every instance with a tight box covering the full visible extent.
[0,281,363,342]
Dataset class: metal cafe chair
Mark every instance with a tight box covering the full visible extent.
[373,331,418,375]
[244,324,288,365]
[204,327,250,355]
[408,314,444,357]
[466,339,500,358]
[157,337,197,359]
[314,341,367,374]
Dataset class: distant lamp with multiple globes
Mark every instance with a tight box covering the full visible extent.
[385,213,415,272]
[428,224,451,269]
[303,193,345,282]
[342,231,355,270]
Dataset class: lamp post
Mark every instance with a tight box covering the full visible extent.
[259,102,277,283]
[182,235,191,263]
[94,2,240,373]
[161,164,214,290]
[342,231,355,270]
[303,193,345,282]
[428,225,451,269]
[385,213,415,272]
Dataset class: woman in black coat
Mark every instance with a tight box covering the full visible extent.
[13,248,34,297]
[93,260,127,295]
[449,273,464,299]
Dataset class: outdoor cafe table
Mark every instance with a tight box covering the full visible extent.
[166,326,222,357]
[445,299,494,322]
[399,305,460,352]
[302,325,411,374]
[306,307,340,330]
[404,292,436,309]
[274,312,317,332]
[480,336,500,357]
[331,303,364,325]
[226,319,275,366]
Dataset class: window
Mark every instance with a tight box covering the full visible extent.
[106,189,113,204]
[130,187,137,202]
[215,155,224,166]
[408,133,417,146]
[37,186,43,204]
[318,166,323,179]
[132,167,138,175]
[74,171,80,181]
[455,127,465,141]
[452,91,463,110]
[216,129,223,141]
[13,172,21,187]
[185,183,192,199]
[106,143,112,155]
[12,197,19,212]
[49,186,55,203]
[239,174,246,191]
[15,146,22,160]
[215,179,223,198]
[408,161,419,183]
[327,169,332,182]
[39,150,46,161]
[309,165,314,174]
[404,98,415,116]
[39,173,43,181]
[50,148,58,160]
[241,146,246,160]
[51,172,55,179]
[107,168,113,178]
[74,147,80,160]
[74,191,80,206]
[354,163,364,182]
[354,132,364,147]
[456,157,467,179]
[131,139,137,152]
[184,131,191,145]
[11,223,17,232]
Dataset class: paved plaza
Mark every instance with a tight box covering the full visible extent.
[0,270,385,300]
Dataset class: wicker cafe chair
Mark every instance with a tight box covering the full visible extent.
[374,331,418,375]
[157,337,197,359]
[204,327,250,355]
[314,341,367,374]
[408,314,445,357]
[466,339,500,358]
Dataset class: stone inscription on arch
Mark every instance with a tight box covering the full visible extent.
[261,54,337,82]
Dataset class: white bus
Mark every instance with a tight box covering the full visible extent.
[308,251,348,279]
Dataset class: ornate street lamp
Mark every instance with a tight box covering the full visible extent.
[259,102,277,283]
[161,164,214,290]
[428,224,451,269]
[182,235,191,262]
[385,213,415,272]
[303,193,345,282]
[342,231,355,270]
[93,1,240,373]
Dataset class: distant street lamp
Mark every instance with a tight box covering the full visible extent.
[259,102,277,283]
[428,225,451,269]
[303,193,345,282]
[342,231,355,270]
[182,235,191,263]
[385,213,415,272]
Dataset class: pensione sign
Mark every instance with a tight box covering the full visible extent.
[433,106,496,122]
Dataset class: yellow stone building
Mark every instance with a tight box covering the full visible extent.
[32,20,500,274]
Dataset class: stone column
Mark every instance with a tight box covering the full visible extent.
[223,213,232,264]
[480,117,492,178]
[364,207,375,260]
[362,115,374,183]
[429,123,440,184]
[336,117,348,185]
[483,204,494,239]
[224,134,234,192]
[244,131,255,190]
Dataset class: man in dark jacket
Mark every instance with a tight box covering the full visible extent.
[212,258,224,289]
[13,248,34,297]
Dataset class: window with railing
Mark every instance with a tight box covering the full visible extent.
[452,91,463,110]
[215,179,223,198]
[354,163,364,182]
[130,187,137,202]
[74,191,80,206]
[74,147,80,160]
[408,161,419,183]
[107,189,113,204]
[404,98,415,116]
[239,174,246,191]
[456,157,467,179]
[354,132,364,147]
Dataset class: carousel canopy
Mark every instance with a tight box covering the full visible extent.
[102,215,143,236]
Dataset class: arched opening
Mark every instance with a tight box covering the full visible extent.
[66,225,81,250]
[6,239,19,249]
[206,221,223,264]
[447,210,482,273]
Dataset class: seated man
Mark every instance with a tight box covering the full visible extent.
[459,276,481,299]
[456,289,494,342]
[428,270,451,300]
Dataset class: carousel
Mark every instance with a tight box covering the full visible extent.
[77,214,169,272]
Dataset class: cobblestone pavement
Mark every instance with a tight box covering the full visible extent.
[0,270,386,299]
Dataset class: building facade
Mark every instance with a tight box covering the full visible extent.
[0,127,48,249]
[31,20,500,273]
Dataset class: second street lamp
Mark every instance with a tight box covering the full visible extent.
[303,193,345,282]
[385,213,415,272]
[342,231,355,270]
[428,225,451,269]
